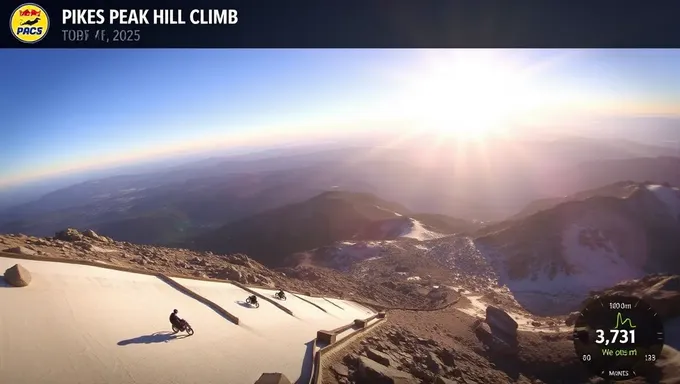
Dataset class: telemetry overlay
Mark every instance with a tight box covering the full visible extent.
[573,294,664,381]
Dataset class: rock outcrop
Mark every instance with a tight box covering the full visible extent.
[3,246,37,256]
[564,311,580,326]
[485,306,518,338]
[4,264,32,287]
[55,228,83,242]
[365,346,393,366]
[355,355,418,384]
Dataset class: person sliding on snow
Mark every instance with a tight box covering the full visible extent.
[248,295,258,305]
[276,289,285,299]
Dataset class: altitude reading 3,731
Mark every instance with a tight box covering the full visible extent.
[573,295,664,381]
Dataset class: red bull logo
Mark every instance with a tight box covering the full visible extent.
[18,9,40,17]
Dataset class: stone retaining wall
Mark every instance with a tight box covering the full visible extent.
[311,313,386,384]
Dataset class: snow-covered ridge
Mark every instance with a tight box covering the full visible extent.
[400,218,447,241]
[646,184,680,220]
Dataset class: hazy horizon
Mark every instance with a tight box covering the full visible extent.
[3,49,680,190]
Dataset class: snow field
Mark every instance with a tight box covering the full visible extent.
[0,257,375,384]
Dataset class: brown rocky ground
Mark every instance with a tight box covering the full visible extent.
[323,303,589,384]
[0,229,455,310]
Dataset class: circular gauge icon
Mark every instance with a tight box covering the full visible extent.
[573,294,664,381]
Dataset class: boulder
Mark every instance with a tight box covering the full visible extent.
[225,253,252,267]
[3,246,37,256]
[435,348,456,367]
[356,356,418,384]
[366,346,393,366]
[331,363,349,377]
[82,229,102,241]
[55,228,83,242]
[485,306,518,337]
[212,266,245,282]
[4,264,32,287]
[565,311,580,326]
[188,256,207,266]
[253,373,291,384]
[425,351,444,373]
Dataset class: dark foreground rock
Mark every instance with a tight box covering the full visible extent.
[366,346,393,366]
[254,372,291,384]
[564,311,580,326]
[355,355,418,384]
[485,306,518,338]
[4,264,32,287]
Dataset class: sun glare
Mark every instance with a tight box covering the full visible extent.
[391,51,544,141]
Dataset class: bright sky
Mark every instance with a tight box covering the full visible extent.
[1,49,680,188]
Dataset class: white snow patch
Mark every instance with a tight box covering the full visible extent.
[401,219,446,241]
[374,205,403,217]
[490,224,644,312]
[406,276,421,281]
[0,257,374,384]
[451,288,571,333]
[413,244,429,251]
[647,184,680,219]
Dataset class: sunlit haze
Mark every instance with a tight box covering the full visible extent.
[2,49,680,188]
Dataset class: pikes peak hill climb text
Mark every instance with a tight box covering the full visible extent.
[62,9,238,25]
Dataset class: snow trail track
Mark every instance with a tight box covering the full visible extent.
[0,257,375,384]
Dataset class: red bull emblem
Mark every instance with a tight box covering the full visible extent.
[18,9,40,17]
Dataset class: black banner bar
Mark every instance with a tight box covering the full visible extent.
[3,0,680,48]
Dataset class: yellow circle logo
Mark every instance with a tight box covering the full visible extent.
[9,3,49,44]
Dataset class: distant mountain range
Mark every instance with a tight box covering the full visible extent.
[2,136,679,248]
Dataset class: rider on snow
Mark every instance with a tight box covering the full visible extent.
[170,309,185,329]
[248,295,258,304]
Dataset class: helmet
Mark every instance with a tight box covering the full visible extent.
[173,309,178,314]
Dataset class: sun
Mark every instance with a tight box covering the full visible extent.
[389,51,542,141]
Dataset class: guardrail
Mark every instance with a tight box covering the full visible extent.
[311,312,386,384]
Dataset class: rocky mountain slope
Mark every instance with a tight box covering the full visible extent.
[472,182,680,315]
[190,191,475,267]
[295,182,680,321]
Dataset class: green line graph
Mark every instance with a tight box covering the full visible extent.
[614,312,636,329]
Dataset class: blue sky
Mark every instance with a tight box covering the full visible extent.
[2,49,680,188]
